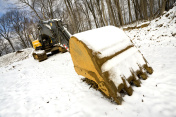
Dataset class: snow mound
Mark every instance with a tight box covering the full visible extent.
[0,48,33,67]
[73,26,132,58]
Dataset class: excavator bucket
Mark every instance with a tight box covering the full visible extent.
[69,26,153,104]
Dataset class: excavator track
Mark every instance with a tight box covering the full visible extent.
[32,50,47,62]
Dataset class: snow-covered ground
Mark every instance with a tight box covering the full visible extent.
[0,6,176,117]
[0,48,33,68]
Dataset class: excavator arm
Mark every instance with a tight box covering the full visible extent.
[37,19,71,48]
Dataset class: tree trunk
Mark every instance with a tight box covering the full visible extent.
[84,0,99,28]
[160,0,167,15]
[108,0,118,26]
[7,38,15,52]
[82,2,92,29]
[75,2,83,32]
[143,0,148,20]
[94,0,105,27]
[122,0,126,24]
[149,0,154,18]
[114,0,124,26]
[106,0,114,25]
[0,33,15,52]
[0,40,8,54]
[127,0,133,22]
[132,0,139,21]
[20,35,27,48]
[101,0,108,26]
[136,0,143,19]
[64,0,77,33]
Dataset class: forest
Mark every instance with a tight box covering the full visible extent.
[0,0,175,56]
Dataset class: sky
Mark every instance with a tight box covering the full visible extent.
[0,0,17,17]
[0,0,7,16]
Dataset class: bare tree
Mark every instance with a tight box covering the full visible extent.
[149,0,154,18]
[106,0,118,26]
[101,0,108,26]
[64,0,78,33]
[79,1,93,29]
[9,10,28,48]
[143,0,148,20]
[83,0,100,28]
[160,0,168,15]
[18,0,57,20]
[18,0,42,20]
[132,0,140,20]
[0,14,15,52]
[0,38,8,55]
[127,0,133,22]
[113,0,124,25]
[94,0,105,27]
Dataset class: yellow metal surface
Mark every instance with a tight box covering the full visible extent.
[50,23,52,27]
[69,36,153,105]
[32,40,42,49]
[69,37,109,94]
[58,46,67,53]
[32,51,47,62]
[69,36,124,104]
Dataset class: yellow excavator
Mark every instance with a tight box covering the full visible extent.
[31,19,153,104]
[31,19,70,62]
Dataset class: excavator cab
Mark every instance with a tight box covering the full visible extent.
[32,19,70,62]
[39,34,53,50]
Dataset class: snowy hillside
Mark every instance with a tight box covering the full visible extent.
[125,6,176,48]
[0,48,33,67]
[0,6,176,117]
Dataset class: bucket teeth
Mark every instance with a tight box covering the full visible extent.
[122,77,133,96]
[133,79,141,87]
[138,72,148,80]
[113,96,123,105]
[69,26,154,105]
[144,65,153,74]
[129,70,141,87]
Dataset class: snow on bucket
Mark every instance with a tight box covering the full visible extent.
[69,26,153,104]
